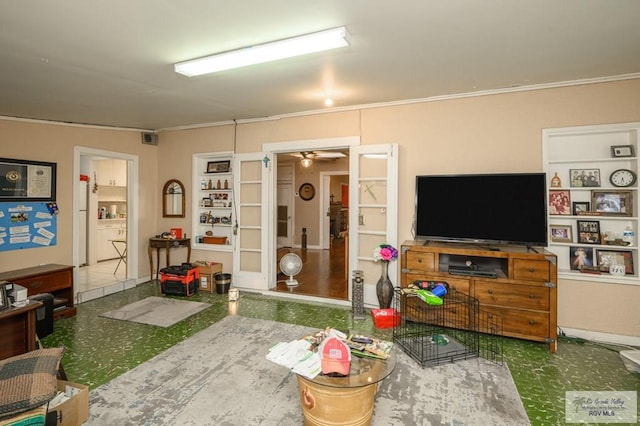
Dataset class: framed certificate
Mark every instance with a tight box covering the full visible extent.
[0,157,56,201]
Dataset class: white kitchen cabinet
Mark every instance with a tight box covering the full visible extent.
[97,159,127,187]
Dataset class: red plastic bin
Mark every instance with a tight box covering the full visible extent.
[371,308,401,329]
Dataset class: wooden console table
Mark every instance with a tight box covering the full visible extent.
[148,238,191,281]
[0,302,42,360]
[0,264,76,320]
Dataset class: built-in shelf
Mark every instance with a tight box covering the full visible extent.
[192,152,234,252]
[543,122,640,285]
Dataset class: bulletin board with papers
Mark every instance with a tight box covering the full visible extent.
[0,202,58,251]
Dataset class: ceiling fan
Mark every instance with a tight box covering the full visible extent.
[290,150,348,168]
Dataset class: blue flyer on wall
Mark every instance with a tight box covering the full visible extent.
[0,202,57,252]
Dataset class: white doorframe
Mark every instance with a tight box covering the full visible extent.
[263,136,360,293]
[73,146,140,301]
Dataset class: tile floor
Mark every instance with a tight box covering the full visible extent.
[41,282,639,426]
[76,260,136,303]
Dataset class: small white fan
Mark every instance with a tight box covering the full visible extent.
[279,253,303,287]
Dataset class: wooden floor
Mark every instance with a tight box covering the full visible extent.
[275,237,348,300]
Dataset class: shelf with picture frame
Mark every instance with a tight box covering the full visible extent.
[543,122,640,285]
[192,152,235,252]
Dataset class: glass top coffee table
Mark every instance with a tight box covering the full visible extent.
[295,348,396,425]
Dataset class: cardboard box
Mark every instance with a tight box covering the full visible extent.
[195,262,223,293]
[47,380,89,426]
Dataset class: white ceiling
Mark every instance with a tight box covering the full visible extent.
[1,1,639,130]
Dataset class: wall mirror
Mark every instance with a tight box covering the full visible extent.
[163,179,185,218]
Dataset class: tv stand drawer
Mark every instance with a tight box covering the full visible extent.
[513,259,550,282]
[474,281,550,311]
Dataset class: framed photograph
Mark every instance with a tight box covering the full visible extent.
[0,283,8,311]
[549,190,571,215]
[550,224,573,243]
[572,201,590,215]
[611,145,635,158]
[569,246,594,270]
[206,160,231,173]
[596,249,634,275]
[576,220,601,244]
[0,157,57,201]
[569,168,601,187]
[592,190,633,216]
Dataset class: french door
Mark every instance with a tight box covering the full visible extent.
[348,144,398,306]
[232,153,271,290]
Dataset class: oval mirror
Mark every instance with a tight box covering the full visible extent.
[163,179,185,218]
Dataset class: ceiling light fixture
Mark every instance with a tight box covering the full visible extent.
[300,152,314,168]
[324,98,334,107]
[174,27,349,77]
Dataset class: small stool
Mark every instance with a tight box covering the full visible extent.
[110,239,127,274]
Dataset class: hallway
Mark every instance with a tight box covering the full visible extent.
[275,236,347,300]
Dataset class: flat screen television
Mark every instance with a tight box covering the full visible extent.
[415,173,548,247]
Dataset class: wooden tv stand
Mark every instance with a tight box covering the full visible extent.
[0,264,76,320]
[400,241,558,352]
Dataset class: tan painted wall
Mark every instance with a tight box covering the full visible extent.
[1,78,638,337]
[0,120,158,279]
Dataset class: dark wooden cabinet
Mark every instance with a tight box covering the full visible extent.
[0,264,76,320]
[0,302,41,360]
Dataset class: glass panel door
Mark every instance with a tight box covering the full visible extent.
[348,144,398,306]
[233,153,270,290]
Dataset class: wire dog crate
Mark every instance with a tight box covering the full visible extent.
[392,287,503,367]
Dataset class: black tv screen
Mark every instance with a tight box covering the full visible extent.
[415,173,548,247]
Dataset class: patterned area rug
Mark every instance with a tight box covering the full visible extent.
[99,296,210,328]
[87,316,529,425]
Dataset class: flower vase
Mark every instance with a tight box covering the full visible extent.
[376,261,394,309]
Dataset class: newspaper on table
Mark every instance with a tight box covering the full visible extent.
[266,339,321,379]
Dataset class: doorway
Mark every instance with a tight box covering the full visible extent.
[73,147,139,303]
[272,149,351,300]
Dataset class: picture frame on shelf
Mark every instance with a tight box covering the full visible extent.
[549,190,571,215]
[610,145,635,158]
[576,220,601,244]
[591,190,633,216]
[569,168,601,187]
[206,160,231,173]
[572,201,590,215]
[550,224,572,243]
[569,246,594,270]
[596,249,634,275]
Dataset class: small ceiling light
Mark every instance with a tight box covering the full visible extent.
[300,152,314,168]
[175,27,349,77]
[324,98,334,107]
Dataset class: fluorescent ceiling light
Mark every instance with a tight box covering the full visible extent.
[175,27,349,77]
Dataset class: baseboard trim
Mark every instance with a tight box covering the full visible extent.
[561,327,640,347]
